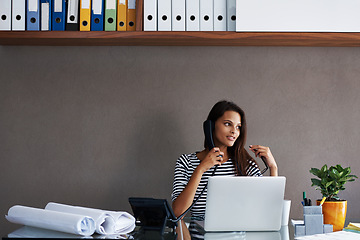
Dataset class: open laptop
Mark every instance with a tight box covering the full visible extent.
[197,176,286,232]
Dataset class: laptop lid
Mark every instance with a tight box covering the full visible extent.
[203,176,286,232]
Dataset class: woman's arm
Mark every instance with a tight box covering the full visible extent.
[249,145,278,176]
[172,148,225,218]
[172,167,204,217]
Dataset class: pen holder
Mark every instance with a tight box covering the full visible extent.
[303,206,323,235]
[294,205,333,237]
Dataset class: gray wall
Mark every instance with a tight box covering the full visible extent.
[1,46,360,236]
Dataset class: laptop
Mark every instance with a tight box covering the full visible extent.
[198,176,286,232]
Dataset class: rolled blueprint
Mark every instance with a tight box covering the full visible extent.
[45,202,135,235]
[6,205,96,236]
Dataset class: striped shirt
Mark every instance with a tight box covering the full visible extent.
[171,152,262,219]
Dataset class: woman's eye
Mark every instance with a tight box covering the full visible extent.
[225,122,230,126]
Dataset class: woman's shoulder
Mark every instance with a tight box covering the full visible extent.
[178,152,199,161]
[176,152,200,166]
[247,158,259,167]
[246,158,262,176]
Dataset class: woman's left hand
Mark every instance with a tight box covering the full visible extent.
[249,145,278,176]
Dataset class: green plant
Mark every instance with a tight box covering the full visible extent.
[310,164,358,201]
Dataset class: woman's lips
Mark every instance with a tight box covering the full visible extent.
[227,136,236,141]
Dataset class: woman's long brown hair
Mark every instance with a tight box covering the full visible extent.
[204,100,257,176]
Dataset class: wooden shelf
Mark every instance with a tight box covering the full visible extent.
[2,0,360,46]
[1,31,360,46]
[2,0,360,47]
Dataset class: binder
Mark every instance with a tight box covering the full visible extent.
[0,0,11,30]
[41,0,52,30]
[52,0,66,30]
[227,0,236,31]
[158,0,171,31]
[171,0,185,31]
[143,0,157,31]
[66,0,80,30]
[186,0,199,31]
[214,0,226,31]
[80,0,91,31]
[91,0,104,31]
[27,0,40,30]
[127,0,136,31]
[105,0,117,31]
[12,0,26,30]
[117,0,126,31]
[200,0,213,31]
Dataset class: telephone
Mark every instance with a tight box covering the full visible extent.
[203,119,216,150]
[128,197,177,234]
[203,119,269,175]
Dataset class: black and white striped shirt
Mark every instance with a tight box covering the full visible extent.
[171,152,262,219]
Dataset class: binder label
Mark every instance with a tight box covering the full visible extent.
[128,0,135,9]
[41,3,50,30]
[54,0,62,12]
[93,0,103,14]
[29,0,38,11]
[69,0,77,15]
[82,0,90,9]
[107,0,116,9]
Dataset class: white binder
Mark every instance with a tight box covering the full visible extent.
[67,0,80,30]
[144,0,157,31]
[0,0,11,30]
[214,0,226,31]
[186,0,199,31]
[171,0,185,31]
[12,0,26,30]
[158,0,171,31]
[200,0,213,31]
[227,0,236,31]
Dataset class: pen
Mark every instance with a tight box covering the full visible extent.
[320,197,326,206]
[303,192,309,206]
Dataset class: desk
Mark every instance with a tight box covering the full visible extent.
[3,221,295,240]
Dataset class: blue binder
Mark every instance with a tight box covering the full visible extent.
[91,0,104,31]
[40,0,52,30]
[52,0,66,30]
[27,0,40,30]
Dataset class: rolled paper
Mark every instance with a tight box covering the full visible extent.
[45,202,135,235]
[6,205,95,236]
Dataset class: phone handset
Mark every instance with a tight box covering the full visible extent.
[260,156,269,174]
[203,120,222,157]
[251,147,269,175]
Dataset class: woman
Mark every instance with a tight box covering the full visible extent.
[171,100,278,224]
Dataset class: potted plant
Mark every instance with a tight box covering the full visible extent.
[310,164,358,231]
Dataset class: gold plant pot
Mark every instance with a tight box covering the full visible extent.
[317,200,347,232]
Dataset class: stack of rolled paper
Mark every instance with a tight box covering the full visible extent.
[6,202,135,236]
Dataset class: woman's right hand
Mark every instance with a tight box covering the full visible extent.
[198,147,225,174]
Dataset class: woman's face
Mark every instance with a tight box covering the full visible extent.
[213,110,242,148]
